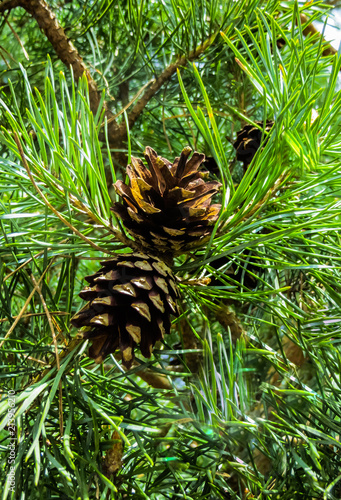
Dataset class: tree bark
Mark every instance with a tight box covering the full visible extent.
[0,0,217,150]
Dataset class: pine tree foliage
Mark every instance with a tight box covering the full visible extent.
[0,1,341,499]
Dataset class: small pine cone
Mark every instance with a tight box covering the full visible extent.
[203,156,220,176]
[276,37,286,49]
[71,252,180,368]
[111,146,221,256]
[233,120,274,170]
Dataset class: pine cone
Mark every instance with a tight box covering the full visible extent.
[111,147,221,256]
[233,120,274,170]
[203,156,220,176]
[71,252,180,368]
[276,38,285,49]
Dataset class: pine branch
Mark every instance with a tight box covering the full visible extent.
[115,33,218,140]
[300,13,337,56]
[0,0,218,151]
[13,132,116,254]
[0,1,337,170]
[0,0,109,118]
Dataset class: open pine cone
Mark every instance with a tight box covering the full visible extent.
[112,147,221,256]
[71,252,180,368]
[233,120,274,170]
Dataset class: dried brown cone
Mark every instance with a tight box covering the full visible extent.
[233,120,274,170]
[111,146,221,256]
[71,252,180,368]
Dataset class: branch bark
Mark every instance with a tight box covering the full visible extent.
[129,365,173,390]
[0,0,217,151]
[0,0,106,114]
[300,13,337,56]
[2,0,335,168]
[114,33,217,139]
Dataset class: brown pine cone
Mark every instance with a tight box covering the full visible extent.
[233,120,274,170]
[111,146,221,257]
[71,252,180,368]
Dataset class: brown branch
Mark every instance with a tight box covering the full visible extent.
[1,0,337,165]
[113,11,337,140]
[0,0,100,112]
[1,0,217,145]
[300,13,337,56]
[120,11,337,140]
[105,78,155,125]
[0,0,21,10]
[0,0,120,138]
[115,33,217,139]
[6,19,28,59]
[0,311,69,323]
[106,358,174,390]
[129,365,173,390]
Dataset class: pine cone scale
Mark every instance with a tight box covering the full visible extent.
[174,146,192,177]
[181,152,205,178]
[131,276,153,290]
[131,300,152,321]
